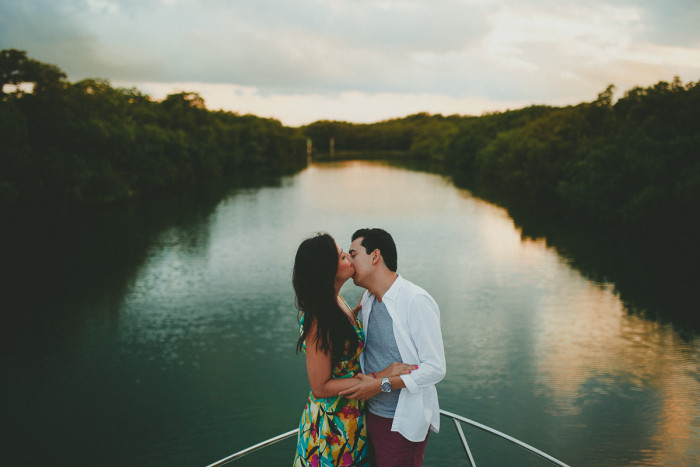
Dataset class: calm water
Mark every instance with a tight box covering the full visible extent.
[2,161,698,466]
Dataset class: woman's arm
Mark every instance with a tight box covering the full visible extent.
[307,350,414,398]
[338,373,407,401]
[372,362,418,380]
[305,321,363,399]
[305,313,416,399]
[338,363,416,401]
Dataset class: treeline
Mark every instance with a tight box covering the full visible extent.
[0,50,307,210]
[3,49,698,238]
[303,80,700,236]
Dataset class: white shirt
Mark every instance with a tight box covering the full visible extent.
[359,274,447,442]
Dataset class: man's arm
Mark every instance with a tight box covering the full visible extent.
[399,294,446,394]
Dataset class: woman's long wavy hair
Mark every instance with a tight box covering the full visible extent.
[293,233,359,363]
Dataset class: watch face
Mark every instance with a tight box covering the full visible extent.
[381,378,391,393]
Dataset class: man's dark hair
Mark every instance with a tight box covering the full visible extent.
[352,228,397,272]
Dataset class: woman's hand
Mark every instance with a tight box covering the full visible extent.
[352,292,364,316]
[339,373,380,401]
[381,362,418,378]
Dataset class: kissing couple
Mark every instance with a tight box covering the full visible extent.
[293,228,446,467]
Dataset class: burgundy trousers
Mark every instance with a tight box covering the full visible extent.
[366,411,429,467]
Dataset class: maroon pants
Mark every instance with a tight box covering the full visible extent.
[367,411,429,467]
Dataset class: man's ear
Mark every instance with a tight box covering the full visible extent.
[371,249,381,265]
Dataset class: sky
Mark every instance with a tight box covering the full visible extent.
[2,0,700,126]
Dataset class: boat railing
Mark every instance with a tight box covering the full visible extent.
[205,409,570,467]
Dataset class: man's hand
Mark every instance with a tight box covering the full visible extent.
[338,373,381,401]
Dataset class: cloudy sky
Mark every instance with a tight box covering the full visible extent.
[2,0,699,126]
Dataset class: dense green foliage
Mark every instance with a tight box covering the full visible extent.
[3,49,698,238]
[0,50,306,210]
[302,80,700,236]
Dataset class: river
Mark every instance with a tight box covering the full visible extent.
[1,160,698,466]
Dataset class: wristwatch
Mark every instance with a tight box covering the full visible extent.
[380,377,392,393]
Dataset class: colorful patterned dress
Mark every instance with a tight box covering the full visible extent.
[294,309,368,466]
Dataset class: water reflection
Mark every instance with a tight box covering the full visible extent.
[446,168,700,336]
[535,282,700,464]
[1,160,698,467]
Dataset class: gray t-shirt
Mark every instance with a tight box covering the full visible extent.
[363,297,402,417]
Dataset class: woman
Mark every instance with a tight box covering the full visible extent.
[293,233,414,466]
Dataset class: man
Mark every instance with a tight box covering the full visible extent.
[339,228,446,467]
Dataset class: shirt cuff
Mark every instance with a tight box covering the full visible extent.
[400,373,419,394]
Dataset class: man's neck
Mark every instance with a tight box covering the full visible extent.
[368,270,398,302]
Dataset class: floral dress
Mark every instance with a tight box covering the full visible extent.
[294,308,368,466]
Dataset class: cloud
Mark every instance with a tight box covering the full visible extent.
[624,0,700,46]
[2,0,699,124]
[0,1,100,71]
[86,0,121,15]
[114,80,543,127]
[2,0,492,91]
[466,3,700,102]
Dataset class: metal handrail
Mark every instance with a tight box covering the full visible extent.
[205,409,570,467]
[440,410,570,467]
[205,428,299,467]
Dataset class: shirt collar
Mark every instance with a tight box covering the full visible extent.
[381,273,403,302]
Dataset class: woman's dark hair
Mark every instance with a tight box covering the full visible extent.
[293,233,359,362]
[351,228,397,272]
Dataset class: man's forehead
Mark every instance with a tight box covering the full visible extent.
[349,237,364,251]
